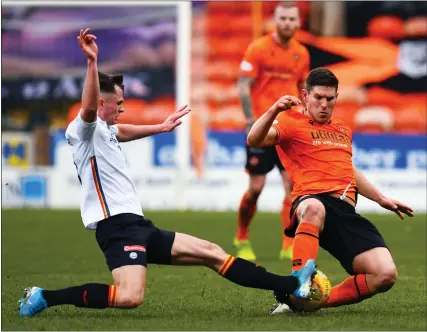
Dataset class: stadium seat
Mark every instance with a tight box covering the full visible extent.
[205,82,238,104]
[116,99,149,125]
[336,86,367,105]
[367,15,405,40]
[404,16,427,37]
[206,60,240,81]
[354,106,395,133]
[143,98,176,124]
[192,13,206,36]
[393,108,427,134]
[208,101,245,131]
[332,102,360,129]
[192,36,205,57]
[366,87,405,110]
[191,83,207,104]
[207,1,252,15]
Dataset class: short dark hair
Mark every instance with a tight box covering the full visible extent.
[305,67,339,92]
[98,71,124,93]
[276,1,298,10]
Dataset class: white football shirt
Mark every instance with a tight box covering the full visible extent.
[65,110,143,229]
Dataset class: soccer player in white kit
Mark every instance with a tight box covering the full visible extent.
[18,28,317,317]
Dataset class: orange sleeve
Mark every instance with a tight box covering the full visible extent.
[239,42,262,79]
[273,112,294,145]
[299,47,310,84]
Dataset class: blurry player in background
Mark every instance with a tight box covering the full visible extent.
[246,67,414,314]
[235,1,310,261]
[18,28,318,318]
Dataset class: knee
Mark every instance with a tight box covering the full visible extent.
[298,199,325,226]
[118,289,144,308]
[248,177,265,199]
[376,268,398,293]
[247,188,262,200]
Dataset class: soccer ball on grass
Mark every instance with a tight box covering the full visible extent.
[288,270,331,312]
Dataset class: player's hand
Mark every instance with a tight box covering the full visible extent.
[162,105,191,132]
[77,28,98,61]
[378,196,415,220]
[272,95,302,113]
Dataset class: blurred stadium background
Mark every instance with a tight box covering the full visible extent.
[1,2,426,330]
[2,1,426,212]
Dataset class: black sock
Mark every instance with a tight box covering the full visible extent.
[219,256,298,294]
[42,283,115,309]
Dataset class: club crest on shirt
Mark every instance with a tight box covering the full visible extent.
[336,126,346,133]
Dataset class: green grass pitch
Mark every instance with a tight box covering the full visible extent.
[2,209,426,330]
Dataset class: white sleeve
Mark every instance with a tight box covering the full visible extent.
[73,109,97,141]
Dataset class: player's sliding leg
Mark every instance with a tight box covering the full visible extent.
[234,174,266,262]
[171,233,317,299]
[279,169,293,260]
[321,247,397,308]
[290,198,324,272]
[19,265,147,317]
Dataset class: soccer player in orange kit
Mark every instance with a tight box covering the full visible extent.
[235,1,310,261]
[246,67,414,313]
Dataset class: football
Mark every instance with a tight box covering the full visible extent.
[288,270,331,312]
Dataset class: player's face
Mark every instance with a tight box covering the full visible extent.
[304,86,338,124]
[275,6,300,40]
[100,86,124,125]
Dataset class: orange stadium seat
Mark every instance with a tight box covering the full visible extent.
[117,99,149,125]
[365,87,405,110]
[207,38,249,60]
[393,108,427,134]
[354,106,395,133]
[205,81,239,104]
[403,93,427,114]
[206,60,241,81]
[404,16,427,37]
[208,101,245,131]
[67,102,82,125]
[208,1,252,15]
[142,97,176,124]
[367,15,405,40]
[332,102,360,129]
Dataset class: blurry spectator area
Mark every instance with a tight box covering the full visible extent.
[345,1,427,37]
[1,2,426,168]
[1,5,179,166]
[197,1,426,134]
[1,6,177,78]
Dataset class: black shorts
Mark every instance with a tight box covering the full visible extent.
[95,213,176,271]
[245,144,285,175]
[285,194,388,275]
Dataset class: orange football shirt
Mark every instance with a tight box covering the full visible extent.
[273,110,358,203]
[239,33,310,119]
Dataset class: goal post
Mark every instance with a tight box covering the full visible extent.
[174,1,192,210]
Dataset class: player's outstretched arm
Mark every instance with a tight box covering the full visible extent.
[354,167,414,219]
[247,95,300,147]
[116,105,190,142]
[78,28,100,123]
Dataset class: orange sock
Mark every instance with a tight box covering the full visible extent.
[281,197,293,250]
[322,275,372,308]
[236,192,257,241]
[292,222,319,271]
